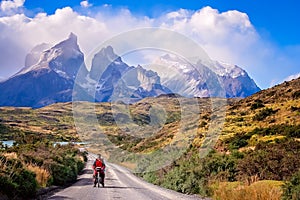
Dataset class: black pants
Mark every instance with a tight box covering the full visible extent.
[94,172,105,184]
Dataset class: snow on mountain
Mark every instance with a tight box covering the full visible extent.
[0,33,88,108]
[153,54,260,98]
[136,65,161,91]
[153,54,215,97]
[211,60,246,78]
[15,32,85,80]
[25,43,52,68]
[158,54,194,74]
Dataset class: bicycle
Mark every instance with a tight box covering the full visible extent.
[94,167,105,188]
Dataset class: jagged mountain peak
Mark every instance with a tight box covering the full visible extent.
[0,33,87,108]
[95,45,121,63]
[212,60,246,78]
[160,54,186,62]
[69,32,77,40]
[101,45,114,56]
[136,65,158,78]
[153,53,260,98]
[89,46,125,81]
[155,54,194,75]
[15,33,85,80]
[53,32,79,50]
[25,43,52,68]
[16,33,84,77]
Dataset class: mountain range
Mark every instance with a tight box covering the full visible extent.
[0,33,260,108]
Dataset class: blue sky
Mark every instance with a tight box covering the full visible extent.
[23,0,300,46]
[0,0,299,88]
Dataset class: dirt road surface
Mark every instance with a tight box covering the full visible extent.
[48,154,209,200]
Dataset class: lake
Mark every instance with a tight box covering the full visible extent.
[0,140,88,148]
[1,140,15,147]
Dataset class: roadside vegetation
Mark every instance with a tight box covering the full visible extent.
[138,77,300,200]
[0,132,87,199]
[140,128,300,200]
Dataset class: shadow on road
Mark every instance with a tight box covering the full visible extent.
[73,178,93,186]
[105,178,118,181]
[47,195,73,200]
[80,169,93,174]
[99,186,143,190]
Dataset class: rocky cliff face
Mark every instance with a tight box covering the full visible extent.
[212,61,260,97]
[154,54,260,98]
[88,46,171,103]
[25,43,51,68]
[0,33,87,108]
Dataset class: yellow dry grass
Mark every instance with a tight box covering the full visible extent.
[26,164,51,187]
[118,161,137,170]
[3,152,18,159]
[212,180,283,200]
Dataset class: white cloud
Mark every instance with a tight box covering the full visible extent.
[80,0,92,8]
[0,7,111,76]
[159,7,258,62]
[283,73,300,82]
[0,5,298,89]
[0,0,25,12]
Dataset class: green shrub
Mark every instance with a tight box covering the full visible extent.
[77,159,85,172]
[224,132,254,150]
[282,171,300,200]
[47,153,84,186]
[142,171,161,185]
[250,124,300,137]
[161,165,208,195]
[250,99,264,110]
[238,139,300,181]
[291,106,300,112]
[153,151,241,196]
[49,162,73,185]
[292,91,300,99]
[0,175,18,198]
[253,107,278,121]
[1,139,86,199]
[13,169,38,198]
[0,168,38,199]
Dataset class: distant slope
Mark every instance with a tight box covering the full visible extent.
[221,77,300,143]
[1,77,299,155]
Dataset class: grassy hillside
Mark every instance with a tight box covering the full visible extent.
[140,77,300,199]
[0,103,77,141]
[219,78,300,152]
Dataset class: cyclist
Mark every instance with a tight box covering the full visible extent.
[92,154,106,187]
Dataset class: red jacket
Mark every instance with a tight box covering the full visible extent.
[93,158,105,170]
